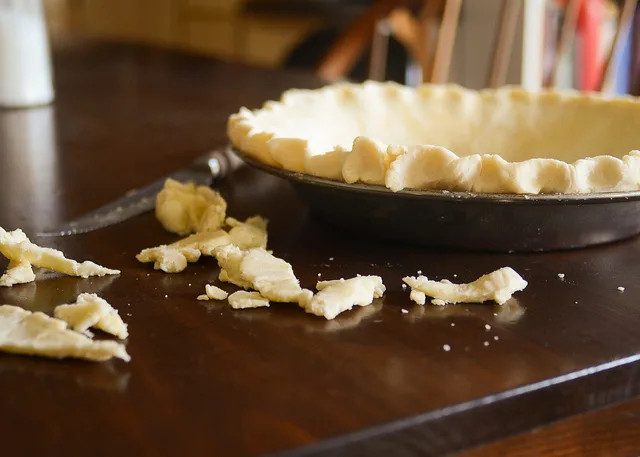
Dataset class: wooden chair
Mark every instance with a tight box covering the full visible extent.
[316,0,639,92]
[316,0,518,86]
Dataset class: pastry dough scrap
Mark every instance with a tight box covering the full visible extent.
[54,293,128,339]
[136,246,200,273]
[155,178,227,235]
[173,230,233,256]
[197,284,229,301]
[136,230,230,273]
[409,289,427,305]
[214,246,308,304]
[238,248,304,303]
[215,244,252,289]
[0,227,119,286]
[227,290,270,309]
[137,215,267,273]
[403,267,527,306]
[301,275,386,320]
[0,260,35,287]
[0,305,130,362]
[226,216,268,250]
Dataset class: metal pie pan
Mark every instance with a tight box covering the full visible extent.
[231,147,640,252]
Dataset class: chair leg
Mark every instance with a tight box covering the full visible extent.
[316,0,400,81]
[545,0,580,88]
[369,19,391,81]
[388,7,427,83]
[430,0,463,83]
[598,0,637,91]
[488,0,522,88]
[417,0,442,82]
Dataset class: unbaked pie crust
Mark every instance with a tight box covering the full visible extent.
[228,82,640,194]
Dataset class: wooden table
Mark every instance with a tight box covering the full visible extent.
[1,40,639,457]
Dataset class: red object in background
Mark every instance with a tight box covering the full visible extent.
[577,0,603,91]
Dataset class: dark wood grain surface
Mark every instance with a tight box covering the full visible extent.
[460,397,640,457]
[1,39,639,457]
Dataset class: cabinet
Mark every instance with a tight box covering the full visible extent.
[43,0,320,67]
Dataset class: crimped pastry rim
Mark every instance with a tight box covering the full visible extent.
[227,82,640,195]
[232,145,640,203]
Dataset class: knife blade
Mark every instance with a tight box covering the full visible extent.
[37,148,232,237]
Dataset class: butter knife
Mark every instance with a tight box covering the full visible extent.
[37,148,232,237]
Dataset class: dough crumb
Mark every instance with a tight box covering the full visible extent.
[401,309,408,314]
[483,341,490,347]
[558,273,565,280]
[617,286,625,292]
[442,344,451,352]
[484,324,491,331]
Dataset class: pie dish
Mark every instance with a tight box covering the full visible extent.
[233,146,640,251]
[228,82,640,195]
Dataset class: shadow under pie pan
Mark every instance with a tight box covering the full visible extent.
[231,147,640,252]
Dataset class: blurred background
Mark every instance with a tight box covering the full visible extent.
[42,0,640,93]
